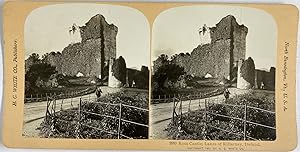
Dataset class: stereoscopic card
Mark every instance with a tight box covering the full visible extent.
[1,1,298,151]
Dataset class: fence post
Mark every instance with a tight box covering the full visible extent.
[71,97,73,107]
[172,98,175,123]
[204,99,207,140]
[118,103,122,139]
[53,98,56,114]
[60,99,64,110]
[51,98,57,132]
[45,97,49,120]
[159,95,160,100]
[188,97,191,112]
[179,98,183,129]
[244,104,247,140]
[164,95,166,102]
[76,98,82,139]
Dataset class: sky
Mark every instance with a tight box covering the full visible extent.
[25,3,150,69]
[152,5,277,70]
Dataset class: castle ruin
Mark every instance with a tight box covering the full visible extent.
[42,14,118,78]
[167,15,275,90]
[172,15,248,80]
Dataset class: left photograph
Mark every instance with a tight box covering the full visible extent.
[23,4,150,139]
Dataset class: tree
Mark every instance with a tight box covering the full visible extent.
[25,53,41,72]
[25,62,57,88]
[240,57,255,87]
[27,53,40,63]
[112,56,127,85]
[152,54,185,92]
[153,54,169,74]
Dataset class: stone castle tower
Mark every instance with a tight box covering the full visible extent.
[40,14,118,78]
[172,15,248,80]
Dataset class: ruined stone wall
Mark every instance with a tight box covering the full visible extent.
[127,66,149,89]
[171,40,231,79]
[43,14,117,78]
[60,39,102,77]
[188,40,231,78]
[169,15,247,79]
[255,67,275,90]
[210,16,235,43]
[80,14,117,58]
[232,24,248,65]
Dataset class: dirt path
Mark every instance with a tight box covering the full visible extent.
[149,88,248,139]
[22,86,120,137]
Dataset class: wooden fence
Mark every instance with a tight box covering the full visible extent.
[45,96,149,139]
[25,87,96,103]
[151,88,224,104]
[171,97,276,140]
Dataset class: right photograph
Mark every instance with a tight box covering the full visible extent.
[150,6,277,140]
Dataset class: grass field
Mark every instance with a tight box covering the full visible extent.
[39,89,149,139]
[166,89,276,140]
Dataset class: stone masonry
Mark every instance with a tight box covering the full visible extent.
[40,14,117,78]
[171,15,248,80]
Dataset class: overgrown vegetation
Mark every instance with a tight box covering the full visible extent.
[112,56,127,85]
[240,57,255,86]
[25,53,58,95]
[40,91,148,139]
[167,90,275,140]
[152,54,186,95]
[152,54,226,97]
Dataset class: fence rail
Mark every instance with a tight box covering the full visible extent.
[151,88,224,104]
[171,97,276,140]
[45,96,148,139]
[25,87,97,103]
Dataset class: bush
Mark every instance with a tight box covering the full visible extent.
[167,90,275,140]
[240,57,255,87]
[25,62,57,94]
[40,91,148,139]
[112,56,127,85]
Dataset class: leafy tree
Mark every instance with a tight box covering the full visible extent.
[41,53,49,62]
[152,54,185,92]
[27,53,40,63]
[112,56,127,85]
[240,57,255,87]
[153,54,169,74]
[25,53,41,72]
[25,62,57,88]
